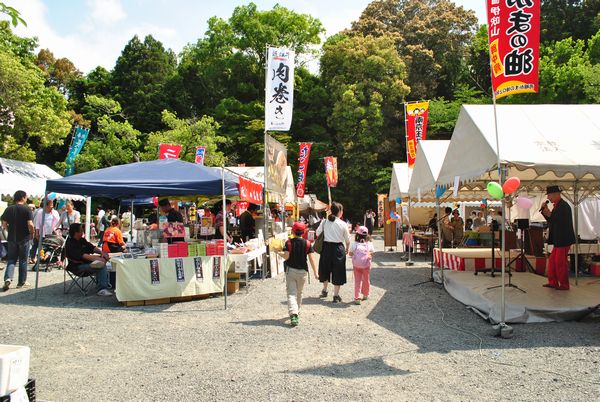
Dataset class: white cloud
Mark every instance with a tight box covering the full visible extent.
[87,0,126,25]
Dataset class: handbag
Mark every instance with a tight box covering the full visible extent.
[313,222,325,254]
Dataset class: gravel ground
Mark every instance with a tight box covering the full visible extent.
[1,236,600,401]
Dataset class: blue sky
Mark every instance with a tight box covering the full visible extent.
[7,0,486,73]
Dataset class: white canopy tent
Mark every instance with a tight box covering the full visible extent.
[0,157,85,201]
[389,163,411,201]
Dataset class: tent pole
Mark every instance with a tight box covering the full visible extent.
[263,132,268,280]
[130,199,134,244]
[34,191,49,300]
[85,197,91,240]
[222,166,227,310]
[436,195,443,280]
[574,182,579,286]
[406,197,413,265]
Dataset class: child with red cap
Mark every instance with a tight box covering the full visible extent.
[281,221,318,327]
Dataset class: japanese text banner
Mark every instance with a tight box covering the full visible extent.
[265,47,295,131]
[195,146,206,165]
[296,143,312,198]
[487,0,540,99]
[159,143,182,160]
[65,126,90,176]
[239,176,263,205]
[405,101,429,167]
[324,156,338,188]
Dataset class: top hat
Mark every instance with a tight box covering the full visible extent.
[546,185,562,194]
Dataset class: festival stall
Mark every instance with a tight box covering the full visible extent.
[420,105,600,323]
[43,159,252,308]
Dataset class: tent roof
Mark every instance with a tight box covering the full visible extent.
[407,140,450,196]
[0,157,85,200]
[437,105,600,190]
[389,163,411,201]
[46,159,240,198]
[227,166,295,203]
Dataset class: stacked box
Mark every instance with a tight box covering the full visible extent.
[196,243,206,256]
[177,242,188,257]
[159,243,169,258]
[167,244,178,258]
[188,244,197,256]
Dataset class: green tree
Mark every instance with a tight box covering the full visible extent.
[0,2,25,27]
[351,0,478,100]
[141,110,225,166]
[321,33,410,219]
[111,35,177,133]
[0,23,71,162]
[35,48,82,96]
[541,0,600,43]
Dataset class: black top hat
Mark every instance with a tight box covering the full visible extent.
[546,185,562,194]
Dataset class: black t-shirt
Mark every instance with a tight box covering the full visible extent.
[239,211,255,238]
[65,237,96,269]
[167,209,183,223]
[1,204,32,242]
[283,237,313,271]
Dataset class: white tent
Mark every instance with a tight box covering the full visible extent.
[227,166,295,204]
[389,163,411,201]
[0,157,85,201]
[436,104,600,190]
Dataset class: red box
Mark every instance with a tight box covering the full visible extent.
[590,262,600,277]
[168,244,178,258]
[177,242,188,257]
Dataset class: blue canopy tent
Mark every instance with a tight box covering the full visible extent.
[38,159,241,308]
[119,197,156,206]
[45,159,240,197]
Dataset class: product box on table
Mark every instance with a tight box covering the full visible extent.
[0,345,30,397]
[188,244,197,256]
[176,242,188,257]
[167,244,178,258]
[196,243,206,256]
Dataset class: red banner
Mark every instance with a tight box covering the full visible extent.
[239,176,263,205]
[296,143,312,198]
[236,201,249,216]
[159,143,182,160]
[487,0,539,99]
[324,156,338,188]
[405,101,429,167]
[194,146,206,165]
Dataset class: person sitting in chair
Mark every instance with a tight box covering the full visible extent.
[102,217,126,253]
[65,223,113,296]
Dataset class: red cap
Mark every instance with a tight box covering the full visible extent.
[292,221,306,233]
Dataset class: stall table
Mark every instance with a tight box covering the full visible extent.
[227,246,267,288]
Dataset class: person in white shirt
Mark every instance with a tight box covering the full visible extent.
[34,199,60,239]
[316,201,351,303]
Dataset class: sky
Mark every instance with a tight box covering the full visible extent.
[5,0,486,74]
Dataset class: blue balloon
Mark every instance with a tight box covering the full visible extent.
[390,211,394,218]
[396,197,401,204]
[47,192,57,200]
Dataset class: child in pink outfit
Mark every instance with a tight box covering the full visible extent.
[349,226,374,305]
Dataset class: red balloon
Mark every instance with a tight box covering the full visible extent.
[502,177,521,194]
[152,196,158,207]
[480,203,486,208]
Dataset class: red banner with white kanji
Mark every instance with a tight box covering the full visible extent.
[296,143,312,198]
[487,0,540,99]
[239,176,263,205]
[405,101,429,167]
[324,156,338,188]
[158,143,182,159]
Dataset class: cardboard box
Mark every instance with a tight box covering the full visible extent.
[167,244,178,258]
[0,345,30,396]
[227,281,239,294]
[177,242,188,258]
[196,243,206,256]
[188,244,197,257]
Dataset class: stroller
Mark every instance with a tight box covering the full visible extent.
[37,234,66,272]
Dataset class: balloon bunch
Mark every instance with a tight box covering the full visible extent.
[480,198,488,209]
[386,210,401,225]
[486,176,521,200]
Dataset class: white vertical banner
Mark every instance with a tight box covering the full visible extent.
[265,47,295,131]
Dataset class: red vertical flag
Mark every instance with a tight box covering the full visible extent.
[296,143,312,198]
[487,0,540,99]
[159,144,182,159]
[324,156,338,188]
[404,101,429,167]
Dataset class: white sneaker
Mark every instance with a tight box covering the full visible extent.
[97,289,113,296]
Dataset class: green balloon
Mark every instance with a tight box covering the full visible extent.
[487,182,504,199]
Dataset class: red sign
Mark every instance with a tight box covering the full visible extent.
[159,143,182,159]
[405,101,429,167]
[236,201,249,216]
[487,0,540,99]
[296,143,312,198]
[239,176,263,205]
[194,146,206,165]
[324,156,338,188]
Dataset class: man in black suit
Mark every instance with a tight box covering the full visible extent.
[540,185,576,290]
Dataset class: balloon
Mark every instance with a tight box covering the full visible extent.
[487,182,504,199]
[482,198,488,205]
[47,192,56,200]
[515,196,533,209]
[152,196,158,207]
[502,176,521,194]
[480,203,486,208]
[386,219,391,225]
[396,197,401,204]
[389,212,394,218]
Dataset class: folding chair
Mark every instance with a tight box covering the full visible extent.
[63,259,98,296]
